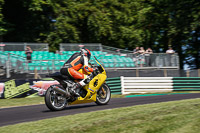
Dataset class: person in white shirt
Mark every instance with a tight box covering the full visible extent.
[166,47,175,54]
[166,47,175,66]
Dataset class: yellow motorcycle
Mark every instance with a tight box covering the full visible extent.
[45,56,111,111]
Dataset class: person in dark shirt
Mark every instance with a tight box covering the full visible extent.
[25,45,33,63]
[133,46,140,54]
[145,48,153,67]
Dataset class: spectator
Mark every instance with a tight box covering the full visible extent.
[116,49,120,54]
[138,47,145,67]
[132,47,140,66]
[133,46,140,54]
[145,48,153,67]
[56,50,61,55]
[166,47,175,54]
[25,45,33,63]
[166,47,175,66]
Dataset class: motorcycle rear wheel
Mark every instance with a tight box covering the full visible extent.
[95,83,111,105]
[45,84,67,111]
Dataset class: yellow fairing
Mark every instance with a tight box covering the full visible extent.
[70,56,107,105]
[88,74,107,95]
[70,74,107,105]
[95,58,106,75]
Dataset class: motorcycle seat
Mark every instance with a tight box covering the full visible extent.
[47,72,72,80]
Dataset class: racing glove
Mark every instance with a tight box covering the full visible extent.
[83,65,94,73]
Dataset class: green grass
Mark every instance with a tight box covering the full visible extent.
[0,96,44,108]
[111,94,125,98]
[0,98,200,133]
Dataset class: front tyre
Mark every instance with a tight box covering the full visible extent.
[95,83,111,105]
[45,84,67,111]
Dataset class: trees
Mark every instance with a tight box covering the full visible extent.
[0,0,7,40]
[1,0,200,68]
[134,0,200,69]
[148,0,200,69]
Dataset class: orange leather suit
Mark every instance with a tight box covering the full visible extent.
[60,52,93,80]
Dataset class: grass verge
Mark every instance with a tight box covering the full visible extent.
[0,98,200,133]
[0,96,44,108]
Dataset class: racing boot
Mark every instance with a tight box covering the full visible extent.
[69,75,93,97]
[69,83,81,97]
[69,75,92,97]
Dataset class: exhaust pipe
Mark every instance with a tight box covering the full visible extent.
[52,86,70,97]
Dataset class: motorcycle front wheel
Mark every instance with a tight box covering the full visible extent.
[45,84,67,111]
[95,83,111,105]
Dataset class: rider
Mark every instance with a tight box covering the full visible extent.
[60,48,94,97]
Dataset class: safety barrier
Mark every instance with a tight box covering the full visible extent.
[1,77,199,98]
[121,77,200,94]
[106,77,122,94]
[173,77,200,91]
[121,77,173,94]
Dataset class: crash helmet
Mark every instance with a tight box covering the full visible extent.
[81,48,91,60]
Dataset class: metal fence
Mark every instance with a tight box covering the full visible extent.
[130,53,179,68]
[0,42,49,51]
[1,58,65,78]
[100,53,179,68]
[0,52,26,78]
[0,43,179,78]
[60,43,102,52]
[102,45,132,54]
[0,53,180,78]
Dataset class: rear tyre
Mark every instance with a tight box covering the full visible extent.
[45,84,67,111]
[95,83,111,105]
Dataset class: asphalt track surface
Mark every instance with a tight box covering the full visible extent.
[0,93,200,127]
